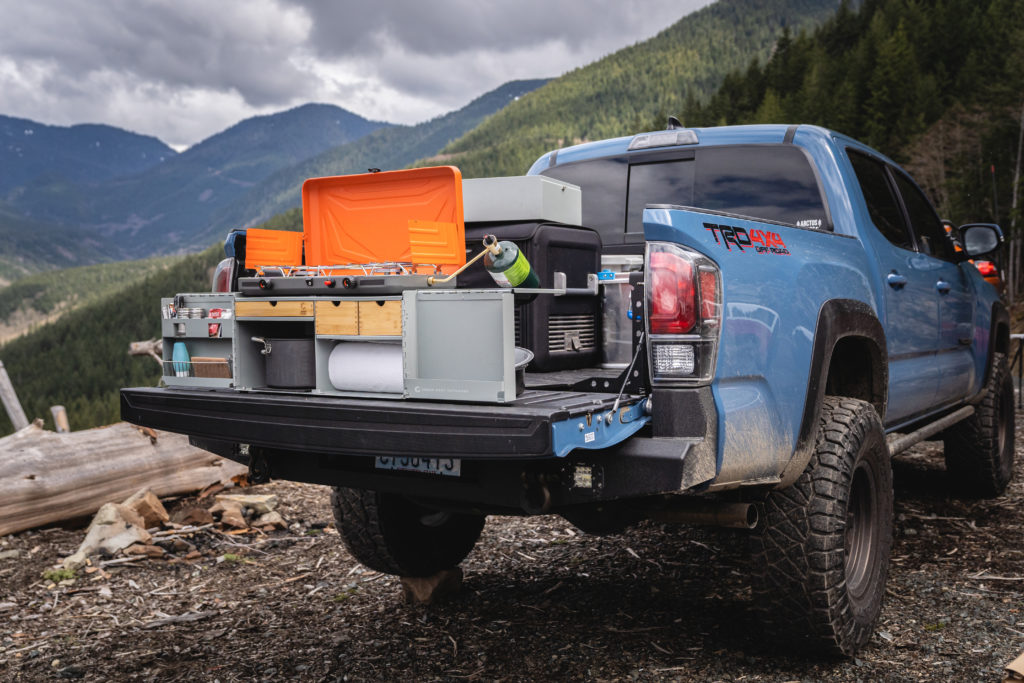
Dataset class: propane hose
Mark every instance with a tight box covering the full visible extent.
[426,235,502,286]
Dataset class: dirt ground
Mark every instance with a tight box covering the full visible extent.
[2,417,1023,682]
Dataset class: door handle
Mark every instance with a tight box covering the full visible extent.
[935,280,951,294]
[887,272,907,289]
[956,322,973,345]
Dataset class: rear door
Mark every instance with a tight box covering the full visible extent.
[847,150,940,425]
[889,170,975,405]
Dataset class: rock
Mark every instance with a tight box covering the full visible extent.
[123,544,166,558]
[220,506,248,529]
[215,493,278,515]
[62,503,152,570]
[122,490,169,529]
[90,503,146,532]
[400,567,464,605]
[118,505,147,531]
[90,504,152,543]
[0,549,20,561]
[254,511,287,530]
[172,507,214,526]
[211,499,247,528]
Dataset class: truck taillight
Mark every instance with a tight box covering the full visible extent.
[649,251,695,334]
[645,242,721,385]
[975,260,996,276]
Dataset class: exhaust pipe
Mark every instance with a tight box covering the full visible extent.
[651,501,760,530]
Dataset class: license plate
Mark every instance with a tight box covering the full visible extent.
[374,456,462,477]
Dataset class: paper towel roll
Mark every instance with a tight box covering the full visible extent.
[328,342,403,393]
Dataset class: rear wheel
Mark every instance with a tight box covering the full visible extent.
[752,397,893,656]
[944,352,1015,497]
[330,487,485,577]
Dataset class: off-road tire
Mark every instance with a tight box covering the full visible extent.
[330,487,485,577]
[752,396,893,656]
[943,352,1015,498]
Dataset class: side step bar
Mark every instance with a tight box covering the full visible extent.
[886,406,974,456]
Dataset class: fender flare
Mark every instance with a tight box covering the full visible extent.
[777,299,887,488]
[971,300,1010,404]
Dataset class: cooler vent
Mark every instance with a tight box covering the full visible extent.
[548,314,596,354]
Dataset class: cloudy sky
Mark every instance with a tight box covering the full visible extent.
[0,0,713,150]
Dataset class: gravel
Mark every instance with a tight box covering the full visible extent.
[1,416,1022,682]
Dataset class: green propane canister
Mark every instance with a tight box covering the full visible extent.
[483,235,541,289]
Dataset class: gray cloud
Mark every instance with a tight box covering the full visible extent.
[1,0,315,105]
[0,0,712,148]
[290,0,701,57]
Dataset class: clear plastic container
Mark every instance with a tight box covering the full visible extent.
[599,255,643,368]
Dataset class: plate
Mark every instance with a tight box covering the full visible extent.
[375,456,462,477]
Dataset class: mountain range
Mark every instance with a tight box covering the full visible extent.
[0,78,556,267]
[0,115,175,195]
[4,104,390,259]
[206,79,549,239]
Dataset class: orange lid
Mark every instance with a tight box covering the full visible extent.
[302,166,465,274]
[244,228,303,270]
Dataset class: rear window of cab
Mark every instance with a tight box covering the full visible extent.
[541,144,829,245]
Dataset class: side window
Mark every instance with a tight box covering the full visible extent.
[694,146,828,229]
[891,171,954,261]
[848,150,913,250]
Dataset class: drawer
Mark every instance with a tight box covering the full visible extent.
[314,300,402,336]
[315,301,358,335]
[235,300,314,318]
[358,301,402,336]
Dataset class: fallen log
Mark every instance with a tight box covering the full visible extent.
[0,421,246,536]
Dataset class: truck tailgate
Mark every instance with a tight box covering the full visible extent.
[120,387,648,459]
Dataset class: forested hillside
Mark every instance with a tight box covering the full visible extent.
[682,0,1024,294]
[421,0,843,178]
[0,204,112,284]
[0,254,186,343]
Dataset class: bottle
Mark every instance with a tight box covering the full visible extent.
[172,342,191,378]
[484,239,540,289]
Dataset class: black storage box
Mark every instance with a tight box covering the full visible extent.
[461,222,601,371]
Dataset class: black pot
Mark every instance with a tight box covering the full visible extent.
[251,337,316,389]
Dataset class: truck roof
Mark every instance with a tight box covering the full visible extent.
[527,124,897,174]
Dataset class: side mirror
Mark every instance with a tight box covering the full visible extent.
[960,223,1003,259]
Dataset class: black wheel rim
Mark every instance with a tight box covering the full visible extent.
[845,461,876,607]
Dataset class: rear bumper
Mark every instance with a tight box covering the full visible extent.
[120,386,710,511]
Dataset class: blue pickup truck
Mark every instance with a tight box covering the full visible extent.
[122,123,1013,656]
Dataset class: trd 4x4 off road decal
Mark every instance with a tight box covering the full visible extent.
[704,223,790,255]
